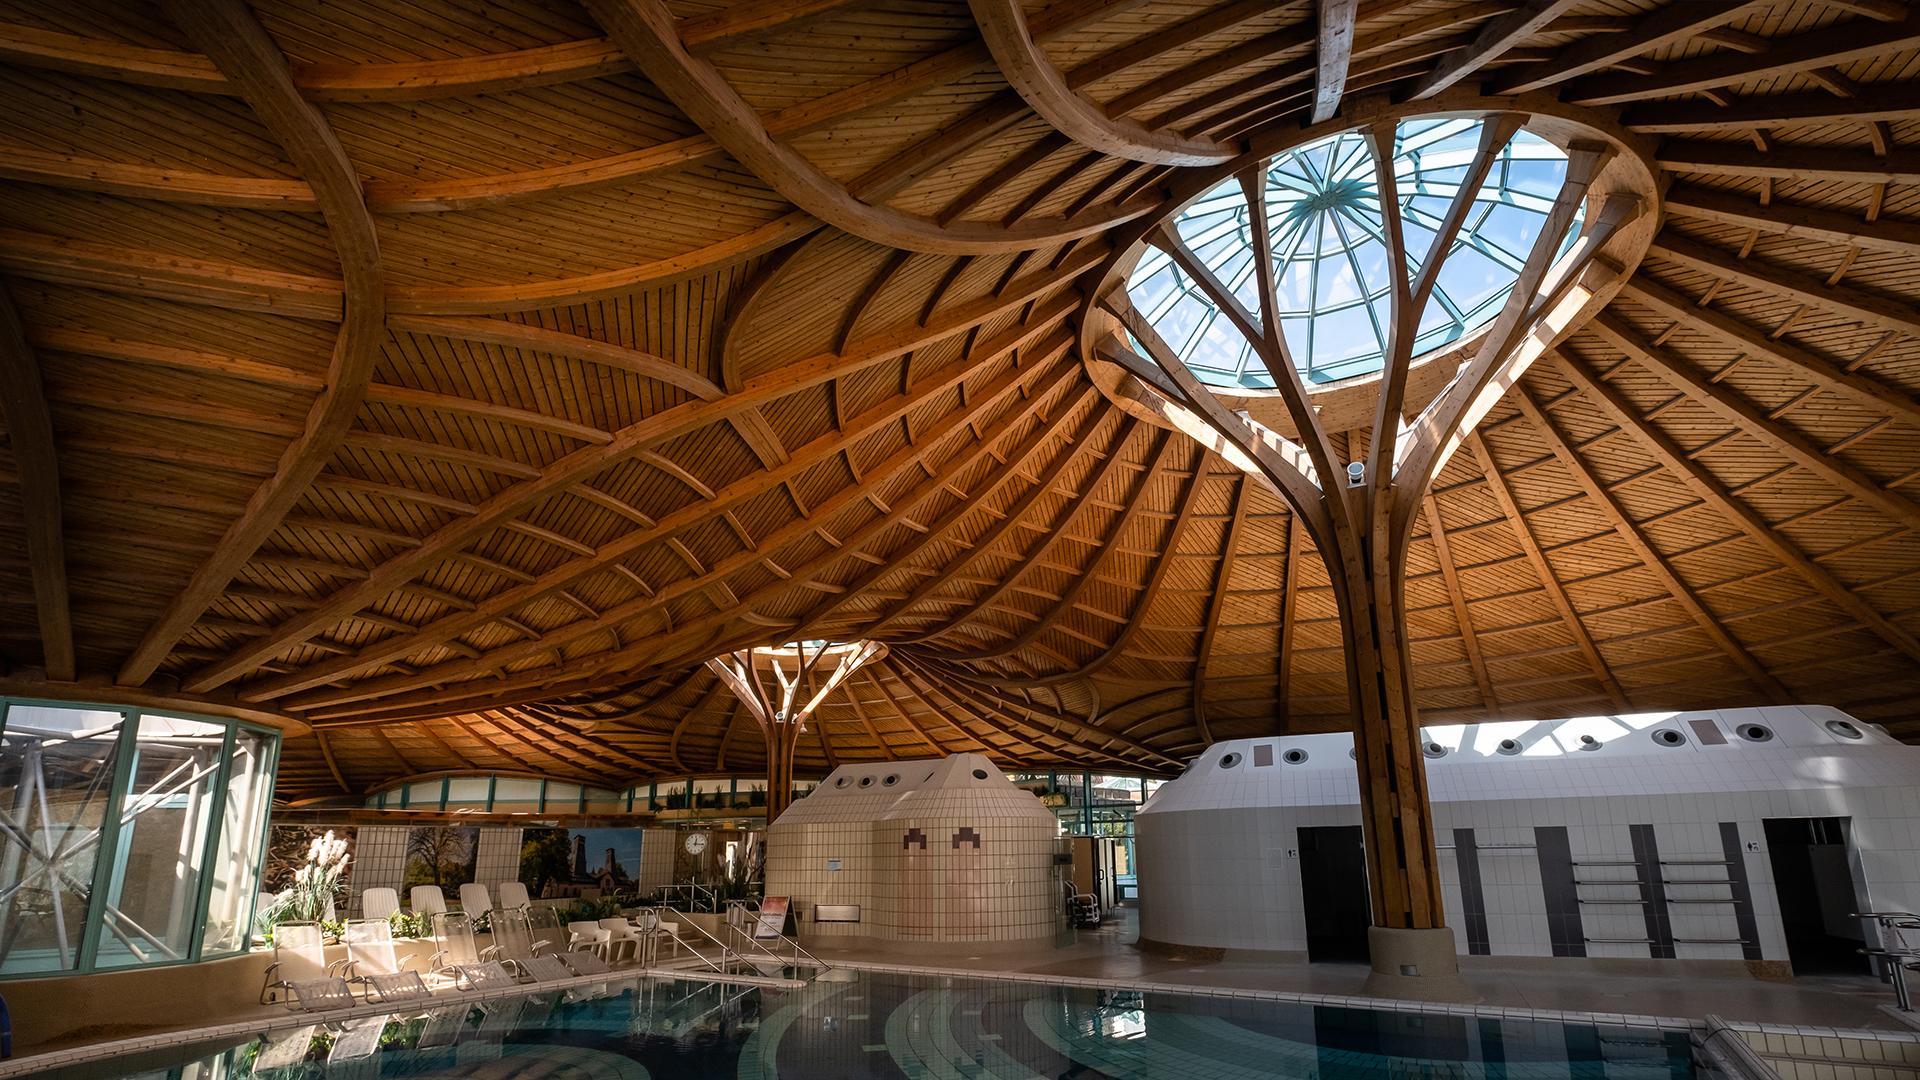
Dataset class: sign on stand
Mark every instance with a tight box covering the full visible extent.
[755,896,789,940]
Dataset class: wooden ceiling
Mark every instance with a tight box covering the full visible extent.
[2,0,1919,805]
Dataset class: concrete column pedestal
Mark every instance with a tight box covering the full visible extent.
[1359,926,1478,1003]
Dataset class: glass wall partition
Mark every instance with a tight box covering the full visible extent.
[0,698,280,978]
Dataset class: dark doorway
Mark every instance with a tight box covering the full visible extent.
[1299,825,1371,963]
[1762,817,1868,975]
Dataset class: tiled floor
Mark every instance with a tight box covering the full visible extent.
[799,904,1910,1030]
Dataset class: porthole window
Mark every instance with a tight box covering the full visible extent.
[835,777,851,788]
[1282,748,1309,765]
[883,774,899,786]
[858,776,874,787]
[1737,724,1774,743]
[1219,752,1243,769]
[1827,719,1864,740]
[1423,742,1446,759]
[1497,739,1523,756]
[971,769,989,780]
[1652,728,1687,747]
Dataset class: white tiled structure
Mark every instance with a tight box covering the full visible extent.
[1136,705,1918,971]
[766,753,1062,944]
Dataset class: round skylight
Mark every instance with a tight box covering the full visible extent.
[1126,118,1580,388]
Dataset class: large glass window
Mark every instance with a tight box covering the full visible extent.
[95,716,226,969]
[1129,118,1578,386]
[0,706,125,975]
[0,700,280,978]
[200,729,274,958]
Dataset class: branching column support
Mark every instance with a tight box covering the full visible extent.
[705,640,885,822]
[1095,112,1642,970]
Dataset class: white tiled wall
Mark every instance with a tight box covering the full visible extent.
[1137,705,1920,964]
[347,826,406,914]
[767,753,1060,944]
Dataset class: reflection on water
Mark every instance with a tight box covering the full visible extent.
[45,971,1693,1080]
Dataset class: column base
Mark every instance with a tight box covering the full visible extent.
[1359,926,1479,1004]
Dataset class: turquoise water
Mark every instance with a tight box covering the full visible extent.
[35,970,1695,1080]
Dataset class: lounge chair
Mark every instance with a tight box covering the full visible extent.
[253,1024,320,1070]
[556,950,612,976]
[451,959,517,990]
[496,881,531,911]
[327,1014,390,1063]
[261,922,345,1006]
[343,918,418,992]
[517,954,574,983]
[458,882,492,917]
[416,1005,469,1048]
[360,887,401,920]
[410,886,447,915]
[427,911,479,982]
[482,909,552,975]
[287,978,356,1011]
[365,971,432,1004]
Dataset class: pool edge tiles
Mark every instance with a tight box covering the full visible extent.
[0,964,807,1079]
[807,956,1909,1041]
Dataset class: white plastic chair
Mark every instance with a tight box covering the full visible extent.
[411,886,447,915]
[567,920,611,960]
[497,881,531,911]
[598,918,639,964]
[458,882,492,916]
[361,887,401,920]
[344,919,426,1002]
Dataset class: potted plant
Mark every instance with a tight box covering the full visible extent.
[258,830,352,942]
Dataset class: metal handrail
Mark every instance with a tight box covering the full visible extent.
[1854,913,1920,1011]
[720,910,828,976]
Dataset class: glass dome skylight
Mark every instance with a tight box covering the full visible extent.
[1126,118,1581,388]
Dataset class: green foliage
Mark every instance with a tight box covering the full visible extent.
[518,828,571,899]
[567,896,626,921]
[387,910,433,939]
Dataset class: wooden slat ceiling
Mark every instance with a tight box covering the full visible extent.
[2,0,1919,805]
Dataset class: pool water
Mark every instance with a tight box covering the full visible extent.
[41,970,1696,1080]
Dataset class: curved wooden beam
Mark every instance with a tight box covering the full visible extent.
[118,0,387,689]
[0,284,74,681]
[1623,84,1920,135]
[0,24,635,100]
[1663,185,1920,259]
[1312,0,1359,123]
[914,414,1143,652]
[363,135,723,212]
[1620,275,1920,432]
[1654,141,1920,186]
[1648,230,1920,343]
[1407,0,1576,99]
[389,314,725,400]
[387,212,822,315]
[1565,6,1920,105]
[1514,388,1792,705]
[951,430,1178,662]
[1191,474,1249,744]
[1465,432,1631,711]
[1490,1,1763,95]
[968,0,1235,164]
[835,389,1107,641]
[0,229,343,320]
[581,0,1158,253]
[1586,313,1920,533]
[1551,349,1920,667]
[236,314,1082,703]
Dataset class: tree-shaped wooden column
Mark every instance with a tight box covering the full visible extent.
[705,640,887,822]
[1093,110,1649,1000]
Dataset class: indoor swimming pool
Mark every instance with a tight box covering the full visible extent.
[33,969,1697,1080]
